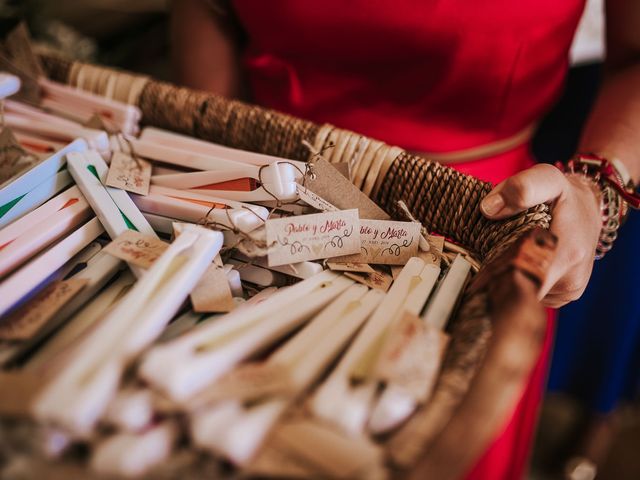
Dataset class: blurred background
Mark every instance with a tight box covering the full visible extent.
[2,0,637,478]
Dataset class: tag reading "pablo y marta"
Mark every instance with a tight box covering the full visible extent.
[334,219,421,265]
[265,209,361,266]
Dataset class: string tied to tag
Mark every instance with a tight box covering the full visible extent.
[117,133,144,169]
[256,160,316,222]
[257,161,305,208]
[197,204,275,259]
[301,139,335,183]
[396,200,430,253]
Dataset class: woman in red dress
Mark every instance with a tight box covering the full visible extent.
[172,1,640,478]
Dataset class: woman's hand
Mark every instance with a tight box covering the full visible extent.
[480,163,601,308]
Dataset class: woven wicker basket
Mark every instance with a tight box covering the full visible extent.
[37,55,555,479]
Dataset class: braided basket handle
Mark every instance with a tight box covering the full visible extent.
[39,54,550,262]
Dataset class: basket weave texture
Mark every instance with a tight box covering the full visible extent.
[39,54,552,475]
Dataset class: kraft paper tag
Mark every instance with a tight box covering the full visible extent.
[334,219,421,265]
[104,230,169,268]
[0,371,46,416]
[0,127,38,184]
[392,234,445,278]
[332,162,351,180]
[84,113,109,130]
[372,312,450,402]
[105,152,152,196]
[326,262,375,274]
[343,268,393,292]
[190,264,235,313]
[421,235,444,266]
[190,362,294,406]
[304,159,389,220]
[296,183,339,212]
[1,23,43,104]
[248,440,317,479]
[265,209,361,266]
[265,419,385,479]
[84,113,119,134]
[0,278,89,341]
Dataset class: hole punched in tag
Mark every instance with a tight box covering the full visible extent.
[302,138,336,182]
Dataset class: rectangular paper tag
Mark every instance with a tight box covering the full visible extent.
[343,268,393,292]
[296,183,339,212]
[269,419,384,479]
[190,264,235,313]
[189,362,294,407]
[326,262,375,274]
[0,371,44,416]
[421,235,444,266]
[103,230,169,268]
[392,234,445,278]
[372,311,450,401]
[0,127,38,184]
[332,162,351,180]
[0,278,89,341]
[265,209,361,266]
[105,152,152,196]
[248,441,317,479]
[334,219,421,265]
[303,158,389,220]
[3,23,43,104]
[84,113,115,133]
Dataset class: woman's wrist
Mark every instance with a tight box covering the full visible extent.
[558,153,640,259]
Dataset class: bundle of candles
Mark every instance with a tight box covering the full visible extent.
[0,66,543,480]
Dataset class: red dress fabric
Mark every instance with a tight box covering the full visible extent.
[231,1,585,477]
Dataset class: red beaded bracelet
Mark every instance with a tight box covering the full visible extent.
[556,154,640,259]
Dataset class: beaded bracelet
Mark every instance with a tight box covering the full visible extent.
[557,154,640,259]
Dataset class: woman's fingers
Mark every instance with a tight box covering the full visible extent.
[480,165,601,307]
[480,164,568,219]
[537,174,601,304]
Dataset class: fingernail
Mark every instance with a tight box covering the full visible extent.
[481,194,504,216]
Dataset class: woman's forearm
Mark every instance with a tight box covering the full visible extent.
[579,64,640,183]
[171,0,244,98]
[578,0,640,183]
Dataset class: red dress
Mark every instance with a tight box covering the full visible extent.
[231,1,585,477]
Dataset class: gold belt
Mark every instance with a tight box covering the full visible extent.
[409,124,536,164]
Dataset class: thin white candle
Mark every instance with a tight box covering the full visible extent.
[33,226,223,435]
[139,271,352,401]
[90,421,178,477]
